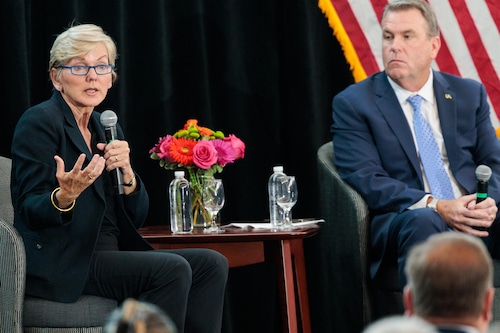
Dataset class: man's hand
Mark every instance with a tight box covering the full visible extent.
[436,194,497,237]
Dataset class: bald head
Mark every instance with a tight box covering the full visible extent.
[405,232,493,319]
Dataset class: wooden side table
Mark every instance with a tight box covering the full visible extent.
[139,223,320,333]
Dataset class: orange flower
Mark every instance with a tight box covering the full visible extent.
[198,126,213,137]
[184,119,213,137]
[184,119,199,129]
[169,137,196,165]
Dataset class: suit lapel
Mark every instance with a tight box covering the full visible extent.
[58,98,94,161]
[374,73,423,181]
[433,71,458,171]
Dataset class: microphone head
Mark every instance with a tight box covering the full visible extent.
[476,165,492,182]
[100,110,118,127]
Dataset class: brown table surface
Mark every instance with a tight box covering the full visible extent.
[139,223,320,242]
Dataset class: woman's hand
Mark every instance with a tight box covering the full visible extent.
[97,141,137,194]
[54,153,106,207]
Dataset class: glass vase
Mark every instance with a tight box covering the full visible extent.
[188,169,212,228]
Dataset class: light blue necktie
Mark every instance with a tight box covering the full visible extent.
[408,95,455,200]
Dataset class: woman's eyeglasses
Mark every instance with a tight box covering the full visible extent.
[56,64,114,76]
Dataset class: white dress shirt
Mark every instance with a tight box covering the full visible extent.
[387,70,465,208]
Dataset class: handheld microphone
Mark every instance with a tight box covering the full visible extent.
[100,110,124,195]
[476,164,492,203]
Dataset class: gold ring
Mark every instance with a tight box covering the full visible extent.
[115,156,119,161]
[89,175,94,180]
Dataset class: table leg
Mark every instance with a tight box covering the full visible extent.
[281,239,298,332]
[290,239,312,333]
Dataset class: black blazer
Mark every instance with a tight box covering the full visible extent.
[11,91,152,302]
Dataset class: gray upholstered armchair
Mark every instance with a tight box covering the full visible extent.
[310,142,500,333]
[0,156,117,332]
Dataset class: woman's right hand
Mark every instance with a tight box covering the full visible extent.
[53,153,105,208]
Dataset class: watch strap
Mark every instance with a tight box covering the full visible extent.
[123,175,136,187]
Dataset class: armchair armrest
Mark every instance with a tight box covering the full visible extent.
[0,217,25,333]
[311,142,372,331]
[317,142,370,249]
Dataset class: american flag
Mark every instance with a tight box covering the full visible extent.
[319,0,500,127]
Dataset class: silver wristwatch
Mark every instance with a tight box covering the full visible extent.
[428,198,439,212]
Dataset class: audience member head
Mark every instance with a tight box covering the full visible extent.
[104,298,177,333]
[363,315,438,333]
[404,232,494,331]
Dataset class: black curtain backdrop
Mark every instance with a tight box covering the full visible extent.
[1,0,355,332]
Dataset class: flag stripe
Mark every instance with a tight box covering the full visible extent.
[474,0,500,127]
[448,0,500,124]
[431,0,479,78]
[432,39,460,76]
[369,0,386,21]
[470,0,500,76]
[318,0,367,81]
[485,0,500,34]
[329,0,380,78]
[449,0,495,80]
[349,0,384,71]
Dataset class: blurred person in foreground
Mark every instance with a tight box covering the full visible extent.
[105,298,177,333]
[10,23,228,333]
[404,232,494,333]
[331,0,500,288]
[363,315,438,333]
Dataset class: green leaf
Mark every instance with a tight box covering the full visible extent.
[214,130,225,139]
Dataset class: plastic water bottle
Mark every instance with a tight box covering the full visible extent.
[169,171,193,234]
[268,166,286,228]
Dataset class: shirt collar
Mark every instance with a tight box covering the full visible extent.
[387,68,435,105]
[437,324,480,333]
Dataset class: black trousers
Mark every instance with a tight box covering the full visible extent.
[83,248,229,333]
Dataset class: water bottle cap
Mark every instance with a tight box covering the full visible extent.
[174,171,185,178]
[273,166,284,172]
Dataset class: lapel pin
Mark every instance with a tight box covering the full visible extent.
[445,93,452,100]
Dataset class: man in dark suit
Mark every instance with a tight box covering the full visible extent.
[331,0,500,287]
[404,232,494,333]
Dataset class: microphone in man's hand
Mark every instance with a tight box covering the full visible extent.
[476,164,492,203]
[100,110,124,195]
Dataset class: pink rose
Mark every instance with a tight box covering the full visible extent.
[193,140,218,169]
[149,136,165,154]
[225,134,245,160]
[156,135,175,162]
[212,139,235,166]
